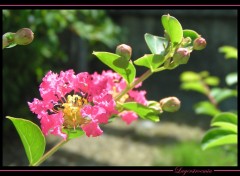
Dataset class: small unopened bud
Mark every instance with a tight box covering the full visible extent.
[116,44,132,61]
[159,97,181,112]
[193,37,206,50]
[173,48,190,65]
[14,28,34,45]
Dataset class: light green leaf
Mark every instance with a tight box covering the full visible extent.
[194,101,221,116]
[122,102,160,122]
[62,128,85,140]
[161,14,183,46]
[183,29,200,44]
[6,116,46,165]
[180,82,207,95]
[204,76,220,86]
[210,88,237,104]
[180,71,201,82]
[219,46,237,59]
[134,54,165,72]
[202,128,237,150]
[211,112,237,125]
[144,33,168,54]
[93,52,136,85]
[211,122,237,133]
[226,72,237,86]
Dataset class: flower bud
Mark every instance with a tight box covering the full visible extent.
[14,28,34,45]
[116,44,132,61]
[159,97,181,112]
[173,48,190,65]
[193,37,206,50]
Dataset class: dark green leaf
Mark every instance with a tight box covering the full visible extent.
[93,52,136,85]
[161,14,183,46]
[210,88,237,104]
[122,102,160,122]
[134,54,165,72]
[202,128,237,150]
[6,116,46,165]
[194,101,221,116]
[144,33,168,54]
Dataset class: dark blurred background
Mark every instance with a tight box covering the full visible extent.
[2,9,237,166]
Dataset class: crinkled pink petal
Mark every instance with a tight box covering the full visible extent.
[75,72,91,93]
[120,111,138,125]
[129,90,148,105]
[82,121,103,137]
[81,105,108,124]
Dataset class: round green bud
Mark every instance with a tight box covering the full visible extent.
[14,28,34,45]
[193,37,206,50]
[173,48,190,65]
[159,97,181,112]
[116,44,132,61]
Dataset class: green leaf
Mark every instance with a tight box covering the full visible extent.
[211,112,237,125]
[202,128,237,150]
[204,76,220,86]
[194,101,221,116]
[210,88,237,104]
[219,46,238,59]
[6,116,46,165]
[161,14,183,46]
[211,122,237,133]
[62,128,85,140]
[226,72,237,86]
[180,71,201,82]
[180,82,207,94]
[134,54,165,72]
[144,33,168,54]
[183,29,200,43]
[93,52,136,85]
[122,102,160,122]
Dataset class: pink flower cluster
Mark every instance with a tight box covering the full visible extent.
[28,69,148,140]
[28,69,116,140]
[91,70,147,125]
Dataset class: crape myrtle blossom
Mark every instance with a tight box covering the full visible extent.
[91,70,148,124]
[28,69,117,140]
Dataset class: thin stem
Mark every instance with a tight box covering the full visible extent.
[31,139,68,166]
[114,69,153,102]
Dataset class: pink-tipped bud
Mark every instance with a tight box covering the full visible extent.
[173,48,190,65]
[159,97,181,112]
[116,44,132,60]
[193,37,206,50]
[14,28,34,45]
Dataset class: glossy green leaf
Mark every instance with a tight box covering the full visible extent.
[62,128,85,140]
[194,101,221,116]
[226,72,237,86]
[210,88,237,104]
[161,14,183,46]
[211,112,237,125]
[219,46,237,59]
[211,122,237,133]
[122,102,160,122]
[144,33,168,54]
[134,54,165,72]
[180,82,207,94]
[183,29,199,44]
[180,71,201,82]
[93,52,136,85]
[202,128,237,150]
[6,116,46,165]
[204,76,220,86]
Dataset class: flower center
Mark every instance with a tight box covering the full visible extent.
[53,94,91,130]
